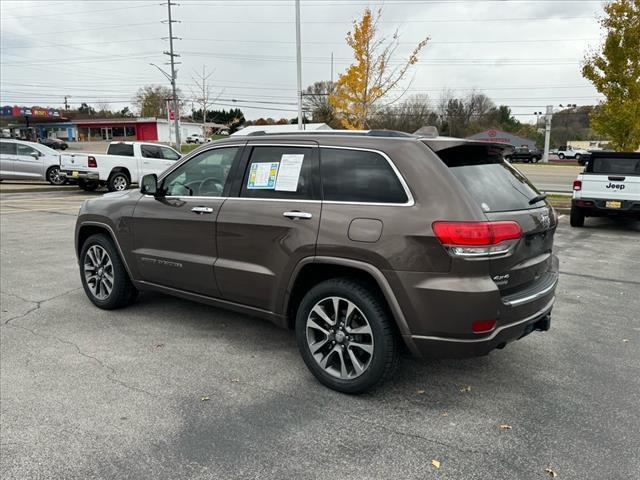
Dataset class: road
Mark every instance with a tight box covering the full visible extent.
[516,164,582,193]
[1,190,639,480]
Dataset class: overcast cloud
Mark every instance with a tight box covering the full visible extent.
[0,0,607,122]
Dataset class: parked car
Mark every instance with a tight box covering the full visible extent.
[185,134,208,144]
[0,138,66,185]
[505,146,542,163]
[557,146,589,161]
[59,141,181,192]
[39,137,68,150]
[570,151,640,227]
[74,131,558,393]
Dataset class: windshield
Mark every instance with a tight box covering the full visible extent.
[433,144,545,212]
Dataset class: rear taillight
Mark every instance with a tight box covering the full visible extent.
[573,180,582,191]
[88,156,97,168]
[472,319,497,334]
[432,221,522,258]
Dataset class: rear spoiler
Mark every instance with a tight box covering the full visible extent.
[421,138,515,155]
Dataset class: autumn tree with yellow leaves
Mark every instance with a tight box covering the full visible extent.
[330,8,429,129]
[582,0,640,151]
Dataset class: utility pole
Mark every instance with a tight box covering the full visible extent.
[64,96,70,110]
[163,1,181,149]
[330,52,334,84]
[542,105,553,163]
[295,0,303,129]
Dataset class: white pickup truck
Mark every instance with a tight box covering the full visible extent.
[571,151,640,227]
[60,141,182,191]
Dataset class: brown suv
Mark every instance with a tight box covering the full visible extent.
[75,131,558,393]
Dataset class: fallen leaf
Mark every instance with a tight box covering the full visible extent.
[155,343,165,348]
[416,389,425,395]
[460,385,472,392]
[499,424,512,431]
[431,459,441,469]
[201,396,210,401]
[441,412,448,417]
[545,467,558,478]
[231,378,240,383]
[622,339,629,343]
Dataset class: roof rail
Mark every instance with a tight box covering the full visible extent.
[244,129,416,138]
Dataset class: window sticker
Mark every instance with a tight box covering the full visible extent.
[248,162,279,189]
[275,154,305,191]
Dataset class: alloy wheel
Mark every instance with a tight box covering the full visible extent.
[84,245,114,300]
[306,296,374,379]
[112,175,127,191]
[48,167,64,185]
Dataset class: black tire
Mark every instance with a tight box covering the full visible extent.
[78,179,99,191]
[107,171,130,192]
[575,154,582,162]
[46,165,66,185]
[79,233,138,309]
[570,205,585,227]
[558,153,565,159]
[295,278,399,394]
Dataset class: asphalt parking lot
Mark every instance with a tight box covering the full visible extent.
[1,189,639,480]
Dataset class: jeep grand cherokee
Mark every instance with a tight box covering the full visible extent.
[75,131,558,393]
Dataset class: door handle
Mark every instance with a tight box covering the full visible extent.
[191,206,214,214]
[283,211,313,220]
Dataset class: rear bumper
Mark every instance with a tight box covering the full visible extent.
[60,170,99,181]
[572,198,640,216]
[407,297,554,358]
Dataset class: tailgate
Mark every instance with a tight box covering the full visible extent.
[581,174,640,201]
[60,153,90,170]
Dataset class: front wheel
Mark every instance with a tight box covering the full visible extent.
[46,166,66,185]
[80,234,138,309]
[570,205,585,227]
[107,172,130,192]
[296,278,399,394]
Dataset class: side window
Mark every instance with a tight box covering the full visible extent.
[240,146,318,200]
[162,147,239,197]
[107,143,134,156]
[159,146,181,161]
[17,144,39,157]
[141,145,163,159]
[0,142,17,155]
[320,148,408,204]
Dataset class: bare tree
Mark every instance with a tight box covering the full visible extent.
[191,66,223,132]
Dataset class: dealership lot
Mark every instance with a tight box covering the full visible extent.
[1,190,639,480]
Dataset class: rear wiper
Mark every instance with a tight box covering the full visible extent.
[528,194,547,205]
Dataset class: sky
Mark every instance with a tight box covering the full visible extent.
[0,0,608,122]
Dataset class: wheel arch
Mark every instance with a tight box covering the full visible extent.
[284,256,418,354]
[109,167,131,180]
[76,222,133,277]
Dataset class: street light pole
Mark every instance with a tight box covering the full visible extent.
[542,105,553,163]
[295,0,303,130]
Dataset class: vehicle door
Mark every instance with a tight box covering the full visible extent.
[131,144,243,297]
[14,143,45,179]
[140,144,173,177]
[0,141,17,179]
[215,142,321,312]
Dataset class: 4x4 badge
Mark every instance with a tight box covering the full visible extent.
[540,212,551,229]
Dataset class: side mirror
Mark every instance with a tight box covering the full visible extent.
[30,151,41,159]
[140,174,160,196]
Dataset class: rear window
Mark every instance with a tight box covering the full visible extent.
[0,141,16,155]
[587,155,640,175]
[435,144,544,212]
[107,143,134,156]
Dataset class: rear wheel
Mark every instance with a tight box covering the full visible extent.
[107,172,130,192]
[570,205,585,227]
[558,153,565,159]
[78,179,99,191]
[46,166,66,185]
[296,278,399,394]
[80,234,137,309]
[575,154,582,162]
